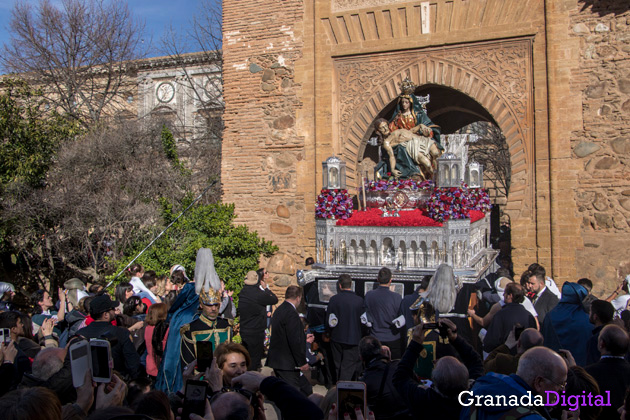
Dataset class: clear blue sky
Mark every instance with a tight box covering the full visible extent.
[0,0,216,58]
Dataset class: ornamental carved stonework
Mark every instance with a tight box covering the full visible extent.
[337,57,409,126]
[334,39,534,212]
[336,40,531,140]
[444,44,529,122]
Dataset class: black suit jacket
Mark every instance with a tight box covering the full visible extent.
[534,288,558,324]
[586,357,630,419]
[326,289,364,346]
[77,321,140,379]
[266,301,306,370]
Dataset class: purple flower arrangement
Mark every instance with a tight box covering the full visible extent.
[365,178,434,191]
[468,187,492,212]
[316,189,353,219]
[426,183,492,222]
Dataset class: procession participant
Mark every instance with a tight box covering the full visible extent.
[266,285,312,396]
[179,286,232,369]
[364,267,404,359]
[326,273,364,381]
[155,248,223,393]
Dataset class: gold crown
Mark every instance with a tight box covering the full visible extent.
[199,288,222,306]
[398,77,416,96]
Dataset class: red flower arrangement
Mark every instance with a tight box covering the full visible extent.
[336,208,442,227]
[316,189,353,220]
[426,183,492,223]
[468,187,492,212]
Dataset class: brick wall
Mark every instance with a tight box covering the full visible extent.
[222,0,312,271]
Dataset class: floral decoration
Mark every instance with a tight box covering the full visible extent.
[316,189,353,219]
[365,178,434,192]
[335,208,486,227]
[426,183,491,222]
[336,208,441,227]
[468,187,492,212]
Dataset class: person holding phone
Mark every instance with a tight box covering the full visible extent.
[393,321,479,420]
[76,294,140,380]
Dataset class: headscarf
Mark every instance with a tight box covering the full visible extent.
[541,282,593,366]
[170,264,190,282]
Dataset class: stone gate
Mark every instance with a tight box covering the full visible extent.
[222,0,630,294]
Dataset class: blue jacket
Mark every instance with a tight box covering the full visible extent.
[459,373,551,420]
[541,282,593,366]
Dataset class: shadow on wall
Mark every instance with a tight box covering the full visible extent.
[579,0,630,16]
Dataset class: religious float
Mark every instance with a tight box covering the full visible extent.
[298,78,498,305]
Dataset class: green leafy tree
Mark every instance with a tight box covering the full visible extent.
[109,201,277,301]
[0,78,80,189]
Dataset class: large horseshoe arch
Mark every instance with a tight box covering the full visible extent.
[334,39,535,224]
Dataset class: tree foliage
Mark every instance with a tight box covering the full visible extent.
[2,120,189,284]
[0,77,79,259]
[1,0,145,127]
[0,78,80,189]
[109,202,277,299]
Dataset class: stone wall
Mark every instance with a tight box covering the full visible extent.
[569,1,630,294]
[222,0,313,274]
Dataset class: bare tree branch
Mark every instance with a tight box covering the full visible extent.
[461,121,511,200]
[1,0,146,127]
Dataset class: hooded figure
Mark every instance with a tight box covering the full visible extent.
[155,248,223,393]
[541,282,593,366]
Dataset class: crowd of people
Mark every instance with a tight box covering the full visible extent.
[1,252,630,420]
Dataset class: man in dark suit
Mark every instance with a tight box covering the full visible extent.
[585,324,630,420]
[238,270,278,370]
[326,274,364,381]
[483,283,537,353]
[525,269,558,324]
[266,285,312,396]
[586,299,614,365]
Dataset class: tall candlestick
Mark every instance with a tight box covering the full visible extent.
[362,176,367,211]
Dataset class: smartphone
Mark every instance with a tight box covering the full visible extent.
[182,379,209,419]
[423,313,439,331]
[196,341,214,372]
[337,381,367,420]
[0,328,11,344]
[89,339,113,383]
[69,340,90,388]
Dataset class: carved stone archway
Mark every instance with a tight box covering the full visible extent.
[334,39,533,220]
